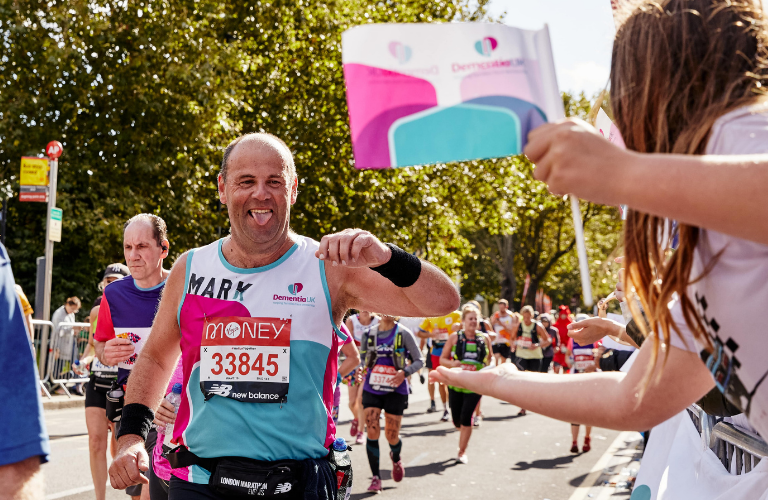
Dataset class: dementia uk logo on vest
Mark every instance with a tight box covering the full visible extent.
[272,282,316,307]
[200,316,291,403]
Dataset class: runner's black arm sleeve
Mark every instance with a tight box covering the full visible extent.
[400,328,424,376]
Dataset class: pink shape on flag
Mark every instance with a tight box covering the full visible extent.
[343,63,438,168]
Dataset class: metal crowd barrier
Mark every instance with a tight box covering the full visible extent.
[711,421,767,474]
[31,320,92,399]
[687,403,768,475]
[44,321,92,397]
[30,319,54,399]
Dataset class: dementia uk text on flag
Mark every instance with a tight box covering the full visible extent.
[341,23,564,169]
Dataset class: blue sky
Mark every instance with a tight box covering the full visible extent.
[488,0,616,97]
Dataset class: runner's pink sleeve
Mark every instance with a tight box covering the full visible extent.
[340,324,353,345]
[94,295,115,342]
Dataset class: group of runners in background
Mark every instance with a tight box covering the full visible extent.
[338,300,600,492]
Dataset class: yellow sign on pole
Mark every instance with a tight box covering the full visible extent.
[20,157,49,186]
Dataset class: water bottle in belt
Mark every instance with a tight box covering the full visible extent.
[106,381,125,422]
[329,437,352,500]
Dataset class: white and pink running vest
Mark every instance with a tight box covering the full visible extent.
[172,236,345,484]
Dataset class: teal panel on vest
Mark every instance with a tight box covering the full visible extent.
[184,341,331,484]
[389,103,521,167]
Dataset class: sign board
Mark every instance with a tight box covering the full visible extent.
[20,157,49,186]
[342,23,563,169]
[20,185,50,203]
[49,207,62,242]
[46,141,63,159]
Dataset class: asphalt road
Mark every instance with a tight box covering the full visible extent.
[42,373,639,500]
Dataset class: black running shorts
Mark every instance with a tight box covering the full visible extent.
[84,376,108,409]
[362,390,408,416]
[492,343,511,358]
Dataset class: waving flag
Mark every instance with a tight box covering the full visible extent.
[341,23,563,169]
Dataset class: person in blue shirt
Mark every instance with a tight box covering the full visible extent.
[0,242,50,498]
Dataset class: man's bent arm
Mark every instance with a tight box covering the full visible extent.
[339,261,459,320]
[122,254,186,430]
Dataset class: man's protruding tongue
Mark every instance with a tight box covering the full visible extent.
[250,210,273,225]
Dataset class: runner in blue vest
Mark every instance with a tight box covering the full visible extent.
[107,133,459,499]
[359,315,423,493]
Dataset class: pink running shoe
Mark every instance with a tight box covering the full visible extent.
[350,419,359,437]
[391,452,405,482]
[367,476,382,493]
[355,432,364,445]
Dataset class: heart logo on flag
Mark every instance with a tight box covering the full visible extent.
[388,41,412,64]
[474,36,498,57]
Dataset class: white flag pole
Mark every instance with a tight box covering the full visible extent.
[570,196,593,307]
[569,90,608,309]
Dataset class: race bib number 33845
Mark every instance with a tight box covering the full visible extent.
[200,316,291,403]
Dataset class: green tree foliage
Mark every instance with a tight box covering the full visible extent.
[1,0,620,318]
[459,92,623,311]
[1,0,239,310]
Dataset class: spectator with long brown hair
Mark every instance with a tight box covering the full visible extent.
[432,0,768,441]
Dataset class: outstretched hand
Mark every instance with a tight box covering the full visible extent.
[316,229,391,268]
[429,363,520,397]
[567,317,623,345]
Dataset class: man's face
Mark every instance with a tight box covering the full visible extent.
[499,303,507,314]
[124,221,166,281]
[218,140,298,246]
[65,303,80,315]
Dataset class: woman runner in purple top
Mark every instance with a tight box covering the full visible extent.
[359,314,423,493]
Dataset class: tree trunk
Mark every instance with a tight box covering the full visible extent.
[524,276,540,308]
[497,234,516,309]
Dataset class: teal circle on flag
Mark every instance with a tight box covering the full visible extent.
[630,485,652,500]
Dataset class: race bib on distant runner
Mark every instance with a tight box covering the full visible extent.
[574,354,594,372]
[369,364,397,393]
[92,357,118,376]
[435,330,450,342]
[460,362,478,372]
[517,337,533,349]
[200,316,291,403]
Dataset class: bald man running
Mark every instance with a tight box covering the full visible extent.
[108,133,459,499]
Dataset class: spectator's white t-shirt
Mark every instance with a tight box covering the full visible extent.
[669,102,768,439]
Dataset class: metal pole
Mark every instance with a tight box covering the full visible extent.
[42,158,58,322]
[0,197,6,244]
